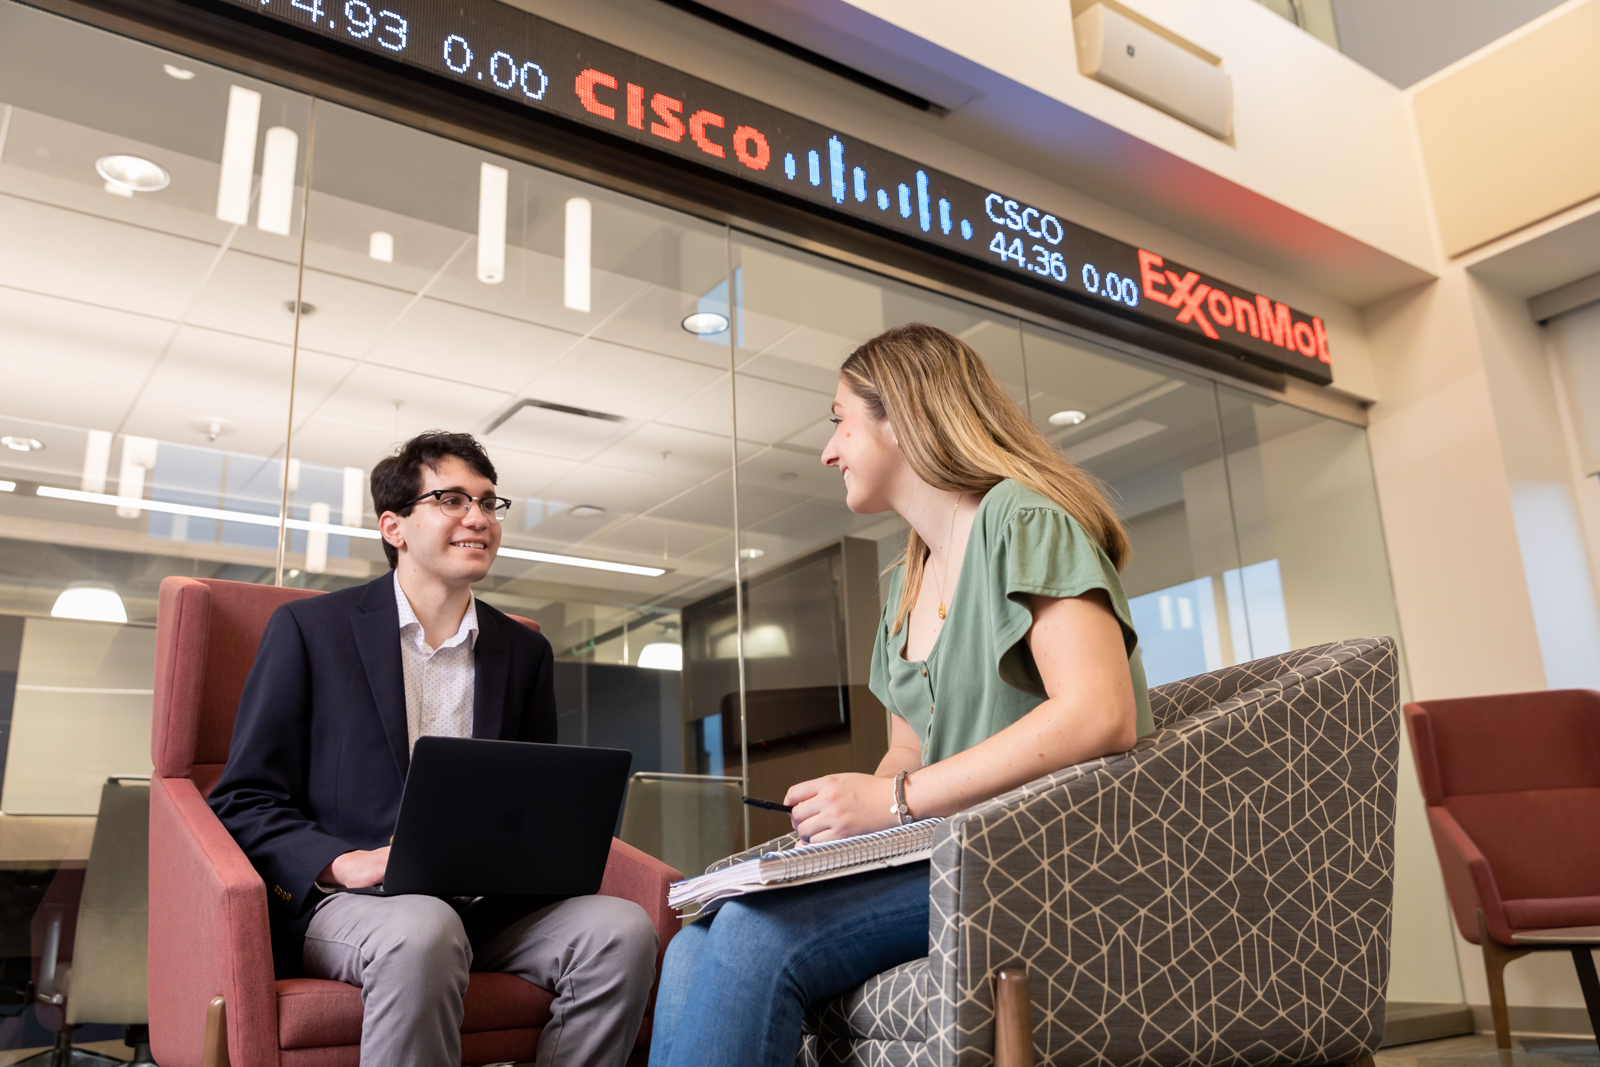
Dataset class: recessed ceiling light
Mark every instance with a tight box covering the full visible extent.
[95,154,170,193]
[163,63,196,80]
[681,311,729,335]
[739,547,765,560]
[369,231,394,262]
[283,300,317,317]
[568,504,607,521]
[776,471,799,481]
[1,436,44,453]
[1048,409,1087,427]
[0,480,15,492]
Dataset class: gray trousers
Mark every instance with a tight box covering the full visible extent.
[303,892,658,1067]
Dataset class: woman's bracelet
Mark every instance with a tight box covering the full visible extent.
[891,770,913,825]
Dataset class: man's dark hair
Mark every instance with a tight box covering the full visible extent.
[371,431,499,568]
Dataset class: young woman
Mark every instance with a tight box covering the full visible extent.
[649,323,1153,1067]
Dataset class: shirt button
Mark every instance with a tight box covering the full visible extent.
[921,667,927,677]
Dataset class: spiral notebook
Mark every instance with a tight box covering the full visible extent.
[668,818,942,912]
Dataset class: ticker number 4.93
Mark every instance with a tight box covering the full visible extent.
[990,233,1068,282]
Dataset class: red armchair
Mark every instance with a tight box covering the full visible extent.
[148,576,680,1067]
[1404,690,1600,1049]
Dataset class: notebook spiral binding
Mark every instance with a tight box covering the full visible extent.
[757,818,942,882]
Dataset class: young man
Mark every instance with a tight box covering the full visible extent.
[208,431,657,1067]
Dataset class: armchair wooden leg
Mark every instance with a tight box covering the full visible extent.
[993,964,1033,1067]
[1571,946,1600,1051]
[1347,1057,1376,1067]
[203,996,231,1067]
[1478,910,1531,1051]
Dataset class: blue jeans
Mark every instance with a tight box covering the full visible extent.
[649,861,930,1067]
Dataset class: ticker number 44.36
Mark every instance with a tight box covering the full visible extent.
[990,233,1069,282]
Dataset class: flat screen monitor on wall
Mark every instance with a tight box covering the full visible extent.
[681,541,852,754]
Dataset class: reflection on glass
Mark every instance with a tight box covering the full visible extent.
[290,101,742,864]
[0,2,309,850]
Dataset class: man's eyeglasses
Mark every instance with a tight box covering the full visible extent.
[404,490,513,522]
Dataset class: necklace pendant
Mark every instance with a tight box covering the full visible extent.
[937,602,946,620]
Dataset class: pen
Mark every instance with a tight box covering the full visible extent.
[741,795,793,813]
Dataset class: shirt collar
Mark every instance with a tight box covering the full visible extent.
[393,569,479,652]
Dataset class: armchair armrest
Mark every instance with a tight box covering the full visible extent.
[1425,805,1512,944]
[149,775,278,1067]
[600,837,681,953]
[927,636,1400,1067]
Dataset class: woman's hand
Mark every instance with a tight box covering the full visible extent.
[784,773,898,843]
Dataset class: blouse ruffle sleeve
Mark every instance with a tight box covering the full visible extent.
[991,506,1140,697]
[867,566,899,713]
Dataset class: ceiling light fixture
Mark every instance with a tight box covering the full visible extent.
[163,63,196,80]
[564,197,591,312]
[1,436,44,453]
[0,480,15,492]
[369,231,394,262]
[256,126,299,235]
[1048,409,1087,427]
[477,162,508,284]
[96,154,170,194]
[636,642,683,671]
[739,547,765,560]
[216,85,261,225]
[34,486,666,577]
[283,300,317,317]
[568,505,607,521]
[496,547,665,576]
[681,311,729,335]
[51,583,128,624]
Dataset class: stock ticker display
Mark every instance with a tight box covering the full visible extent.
[217,0,1334,384]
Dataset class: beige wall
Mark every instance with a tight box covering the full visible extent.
[1363,262,1600,1019]
[1411,0,1600,257]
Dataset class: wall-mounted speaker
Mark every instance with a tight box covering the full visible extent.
[1074,3,1232,140]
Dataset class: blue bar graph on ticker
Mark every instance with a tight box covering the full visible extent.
[939,198,952,235]
[916,170,931,232]
[808,150,821,187]
[784,153,796,180]
[829,138,845,205]
[897,183,911,219]
[853,167,867,203]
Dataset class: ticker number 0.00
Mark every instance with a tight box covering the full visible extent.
[1081,264,1139,307]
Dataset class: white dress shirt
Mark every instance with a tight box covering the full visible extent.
[394,569,478,754]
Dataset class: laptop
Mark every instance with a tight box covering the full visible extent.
[346,736,632,898]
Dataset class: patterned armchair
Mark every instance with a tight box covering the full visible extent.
[716,637,1401,1067]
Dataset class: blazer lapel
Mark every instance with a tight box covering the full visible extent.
[473,607,510,740]
[352,574,410,778]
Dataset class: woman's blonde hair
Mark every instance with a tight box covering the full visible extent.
[841,323,1131,635]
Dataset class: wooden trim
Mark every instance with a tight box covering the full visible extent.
[202,996,230,1067]
[992,964,1033,1067]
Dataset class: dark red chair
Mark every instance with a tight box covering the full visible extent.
[148,576,680,1067]
[1405,690,1600,1049]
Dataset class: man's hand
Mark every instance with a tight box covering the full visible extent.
[784,773,897,843]
[319,847,390,888]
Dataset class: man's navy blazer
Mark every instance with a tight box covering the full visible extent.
[207,571,557,972]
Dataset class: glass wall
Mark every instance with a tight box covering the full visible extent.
[0,0,1405,1048]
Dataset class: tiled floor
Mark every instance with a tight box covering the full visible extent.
[1379,1034,1600,1067]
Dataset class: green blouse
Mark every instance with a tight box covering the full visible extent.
[868,479,1153,766]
